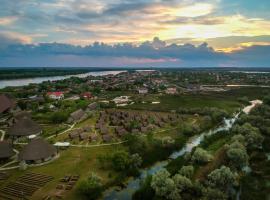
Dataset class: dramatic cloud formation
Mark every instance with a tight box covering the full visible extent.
[0,0,270,67]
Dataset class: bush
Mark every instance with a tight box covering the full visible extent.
[191,147,213,164]
[77,173,103,200]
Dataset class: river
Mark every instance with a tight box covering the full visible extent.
[103,102,259,200]
[0,70,126,89]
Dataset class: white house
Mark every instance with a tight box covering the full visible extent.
[138,88,148,94]
[165,87,177,94]
[47,92,64,100]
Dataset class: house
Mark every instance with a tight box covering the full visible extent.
[7,117,42,138]
[86,102,98,112]
[81,92,92,99]
[137,88,148,94]
[68,109,88,123]
[0,94,15,114]
[0,141,15,161]
[112,96,130,104]
[47,92,64,100]
[165,87,177,95]
[18,138,57,164]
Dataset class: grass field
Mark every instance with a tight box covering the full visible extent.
[126,87,270,114]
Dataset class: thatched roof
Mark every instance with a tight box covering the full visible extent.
[18,138,56,161]
[13,111,31,121]
[102,134,112,142]
[69,109,86,122]
[0,94,14,114]
[0,141,14,159]
[8,117,42,137]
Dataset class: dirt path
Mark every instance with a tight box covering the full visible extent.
[0,129,5,141]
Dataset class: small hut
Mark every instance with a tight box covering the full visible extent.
[7,117,42,139]
[18,138,57,164]
[0,141,14,162]
[102,134,112,142]
[90,134,98,142]
[79,132,89,141]
[68,109,87,123]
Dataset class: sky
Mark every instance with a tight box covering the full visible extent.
[0,0,270,68]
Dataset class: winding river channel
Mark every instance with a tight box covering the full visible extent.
[103,101,259,200]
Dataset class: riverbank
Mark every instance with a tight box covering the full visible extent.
[102,101,257,200]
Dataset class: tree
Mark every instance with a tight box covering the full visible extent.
[207,166,236,191]
[130,153,142,169]
[77,173,103,200]
[171,174,193,199]
[151,169,175,198]
[179,165,194,179]
[202,187,227,200]
[245,130,264,149]
[50,111,69,123]
[111,150,130,171]
[226,142,249,169]
[191,147,213,164]
[231,134,245,144]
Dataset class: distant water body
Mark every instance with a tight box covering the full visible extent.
[0,70,126,89]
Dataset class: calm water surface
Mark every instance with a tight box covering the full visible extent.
[0,70,126,89]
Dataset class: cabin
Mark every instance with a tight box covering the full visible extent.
[165,87,177,95]
[90,134,98,142]
[102,134,112,142]
[0,141,14,162]
[79,132,89,141]
[18,138,57,164]
[81,92,92,99]
[7,117,42,139]
[47,92,64,100]
[0,94,15,115]
[68,109,87,123]
[137,88,148,94]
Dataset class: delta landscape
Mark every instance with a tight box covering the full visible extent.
[1,1,270,200]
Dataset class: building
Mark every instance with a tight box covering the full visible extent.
[165,87,177,94]
[81,92,92,99]
[47,92,64,100]
[0,94,15,114]
[112,96,130,104]
[68,109,88,123]
[137,88,148,94]
[7,117,42,139]
[18,138,57,164]
[0,141,14,162]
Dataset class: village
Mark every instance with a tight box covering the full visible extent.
[0,69,270,200]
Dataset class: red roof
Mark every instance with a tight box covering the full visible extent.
[47,92,64,97]
[82,92,92,98]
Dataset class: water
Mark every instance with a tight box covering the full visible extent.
[103,111,242,200]
[0,70,126,89]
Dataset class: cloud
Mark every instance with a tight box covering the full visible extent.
[0,37,269,67]
[0,32,32,48]
[0,16,17,25]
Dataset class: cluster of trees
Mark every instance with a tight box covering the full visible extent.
[98,150,142,176]
[77,173,103,200]
[150,165,237,200]
[177,107,228,124]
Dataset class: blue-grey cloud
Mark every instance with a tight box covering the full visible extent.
[0,37,269,67]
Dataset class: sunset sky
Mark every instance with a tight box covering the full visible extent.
[0,0,270,67]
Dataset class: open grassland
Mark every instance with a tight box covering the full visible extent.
[127,87,270,114]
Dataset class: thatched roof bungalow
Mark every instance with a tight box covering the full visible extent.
[7,117,42,137]
[18,138,57,164]
[0,141,14,161]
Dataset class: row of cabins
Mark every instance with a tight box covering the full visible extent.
[94,110,180,139]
